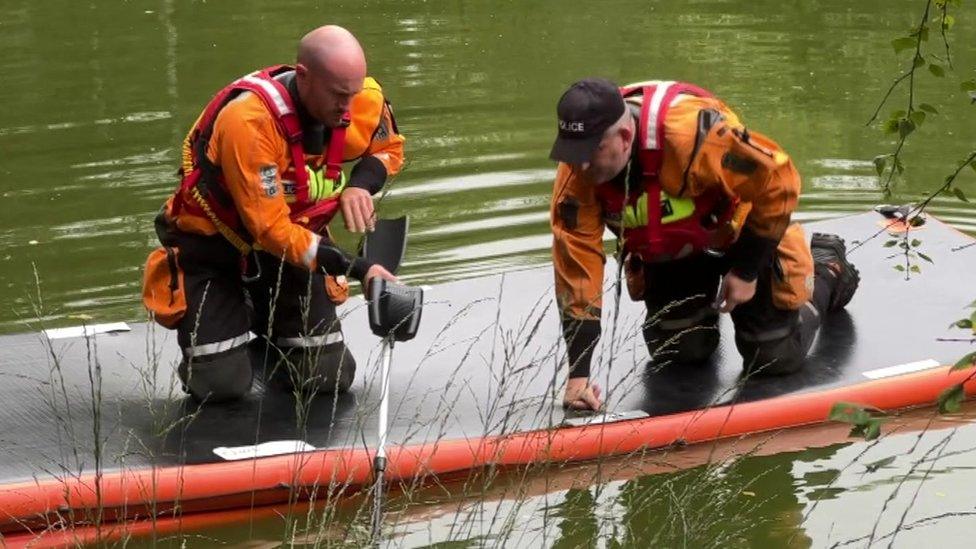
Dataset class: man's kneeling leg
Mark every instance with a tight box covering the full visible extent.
[270,333,357,394]
[179,343,254,402]
[643,309,720,365]
[734,330,805,377]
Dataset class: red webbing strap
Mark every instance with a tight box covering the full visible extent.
[324,112,350,180]
[637,82,715,237]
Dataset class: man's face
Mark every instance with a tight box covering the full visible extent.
[575,124,632,183]
[297,64,363,127]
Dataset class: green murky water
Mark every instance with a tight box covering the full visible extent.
[2,0,976,546]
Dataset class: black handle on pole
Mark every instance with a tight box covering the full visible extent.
[371,455,386,542]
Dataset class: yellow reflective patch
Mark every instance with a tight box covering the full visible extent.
[306,165,347,201]
[622,191,696,229]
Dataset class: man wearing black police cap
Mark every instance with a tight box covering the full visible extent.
[549,78,860,411]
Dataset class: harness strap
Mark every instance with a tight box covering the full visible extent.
[190,186,252,255]
[325,113,350,181]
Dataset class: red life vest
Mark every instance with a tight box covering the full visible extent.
[595,81,739,263]
[172,65,348,244]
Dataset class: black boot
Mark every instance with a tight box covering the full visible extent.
[810,233,860,311]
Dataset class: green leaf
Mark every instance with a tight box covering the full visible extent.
[910,264,921,273]
[961,79,976,92]
[864,455,896,473]
[873,155,887,176]
[943,14,956,30]
[929,64,946,78]
[913,55,926,69]
[952,351,976,371]
[895,264,906,272]
[909,215,925,226]
[970,159,976,174]
[867,420,883,440]
[884,239,898,247]
[855,419,883,441]
[909,110,927,126]
[954,187,969,202]
[898,118,916,138]
[910,239,922,247]
[918,251,933,263]
[892,36,916,53]
[828,402,875,424]
[970,308,976,326]
[918,103,938,115]
[937,383,965,413]
[951,319,972,329]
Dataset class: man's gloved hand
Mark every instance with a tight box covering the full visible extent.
[316,241,371,282]
[315,240,400,287]
[364,264,398,289]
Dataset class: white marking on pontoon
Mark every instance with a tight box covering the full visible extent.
[44,322,131,340]
[862,359,941,380]
[213,440,316,461]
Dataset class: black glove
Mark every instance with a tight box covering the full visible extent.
[316,240,372,282]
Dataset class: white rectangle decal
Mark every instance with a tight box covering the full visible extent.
[44,322,131,340]
[862,359,941,380]
[213,440,316,461]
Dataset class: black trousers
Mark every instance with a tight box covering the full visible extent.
[642,253,832,376]
[174,233,355,402]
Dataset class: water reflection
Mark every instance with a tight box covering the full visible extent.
[1,0,975,332]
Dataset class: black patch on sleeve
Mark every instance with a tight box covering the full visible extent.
[348,155,388,195]
[726,225,778,282]
[722,152,758,175]
[561,316,602,378]
[558,197,580,230]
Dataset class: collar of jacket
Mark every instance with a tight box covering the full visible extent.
[278,70,330,155]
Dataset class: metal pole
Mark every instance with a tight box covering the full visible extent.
[371,337,393,543]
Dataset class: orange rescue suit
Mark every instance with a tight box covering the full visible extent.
[552,86,809,326]
[163,70,404,271]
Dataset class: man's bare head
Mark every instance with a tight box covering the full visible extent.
[295,25,367,127]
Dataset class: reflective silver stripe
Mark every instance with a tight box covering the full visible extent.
[644,81,675,150]
[737,325,794,343]
[302,233,320,269]
[655,307,718,331]
[240,75,292,117]
[276,331,343,349]
[185,332,254,358]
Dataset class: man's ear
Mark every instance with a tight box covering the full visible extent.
[619,120,634,144]
[295,63,308,81]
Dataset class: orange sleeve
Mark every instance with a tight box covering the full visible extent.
[365,100,405,177]
[551,163,606,321]
[208,97,321,270]
[344,77,406,192]
[710,125,799,241]
[667,97,799,242]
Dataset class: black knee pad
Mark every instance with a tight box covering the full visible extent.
[178,345,254,403]
[644,322,720,365]
[271,344,357,395]
[736,335,804,377]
